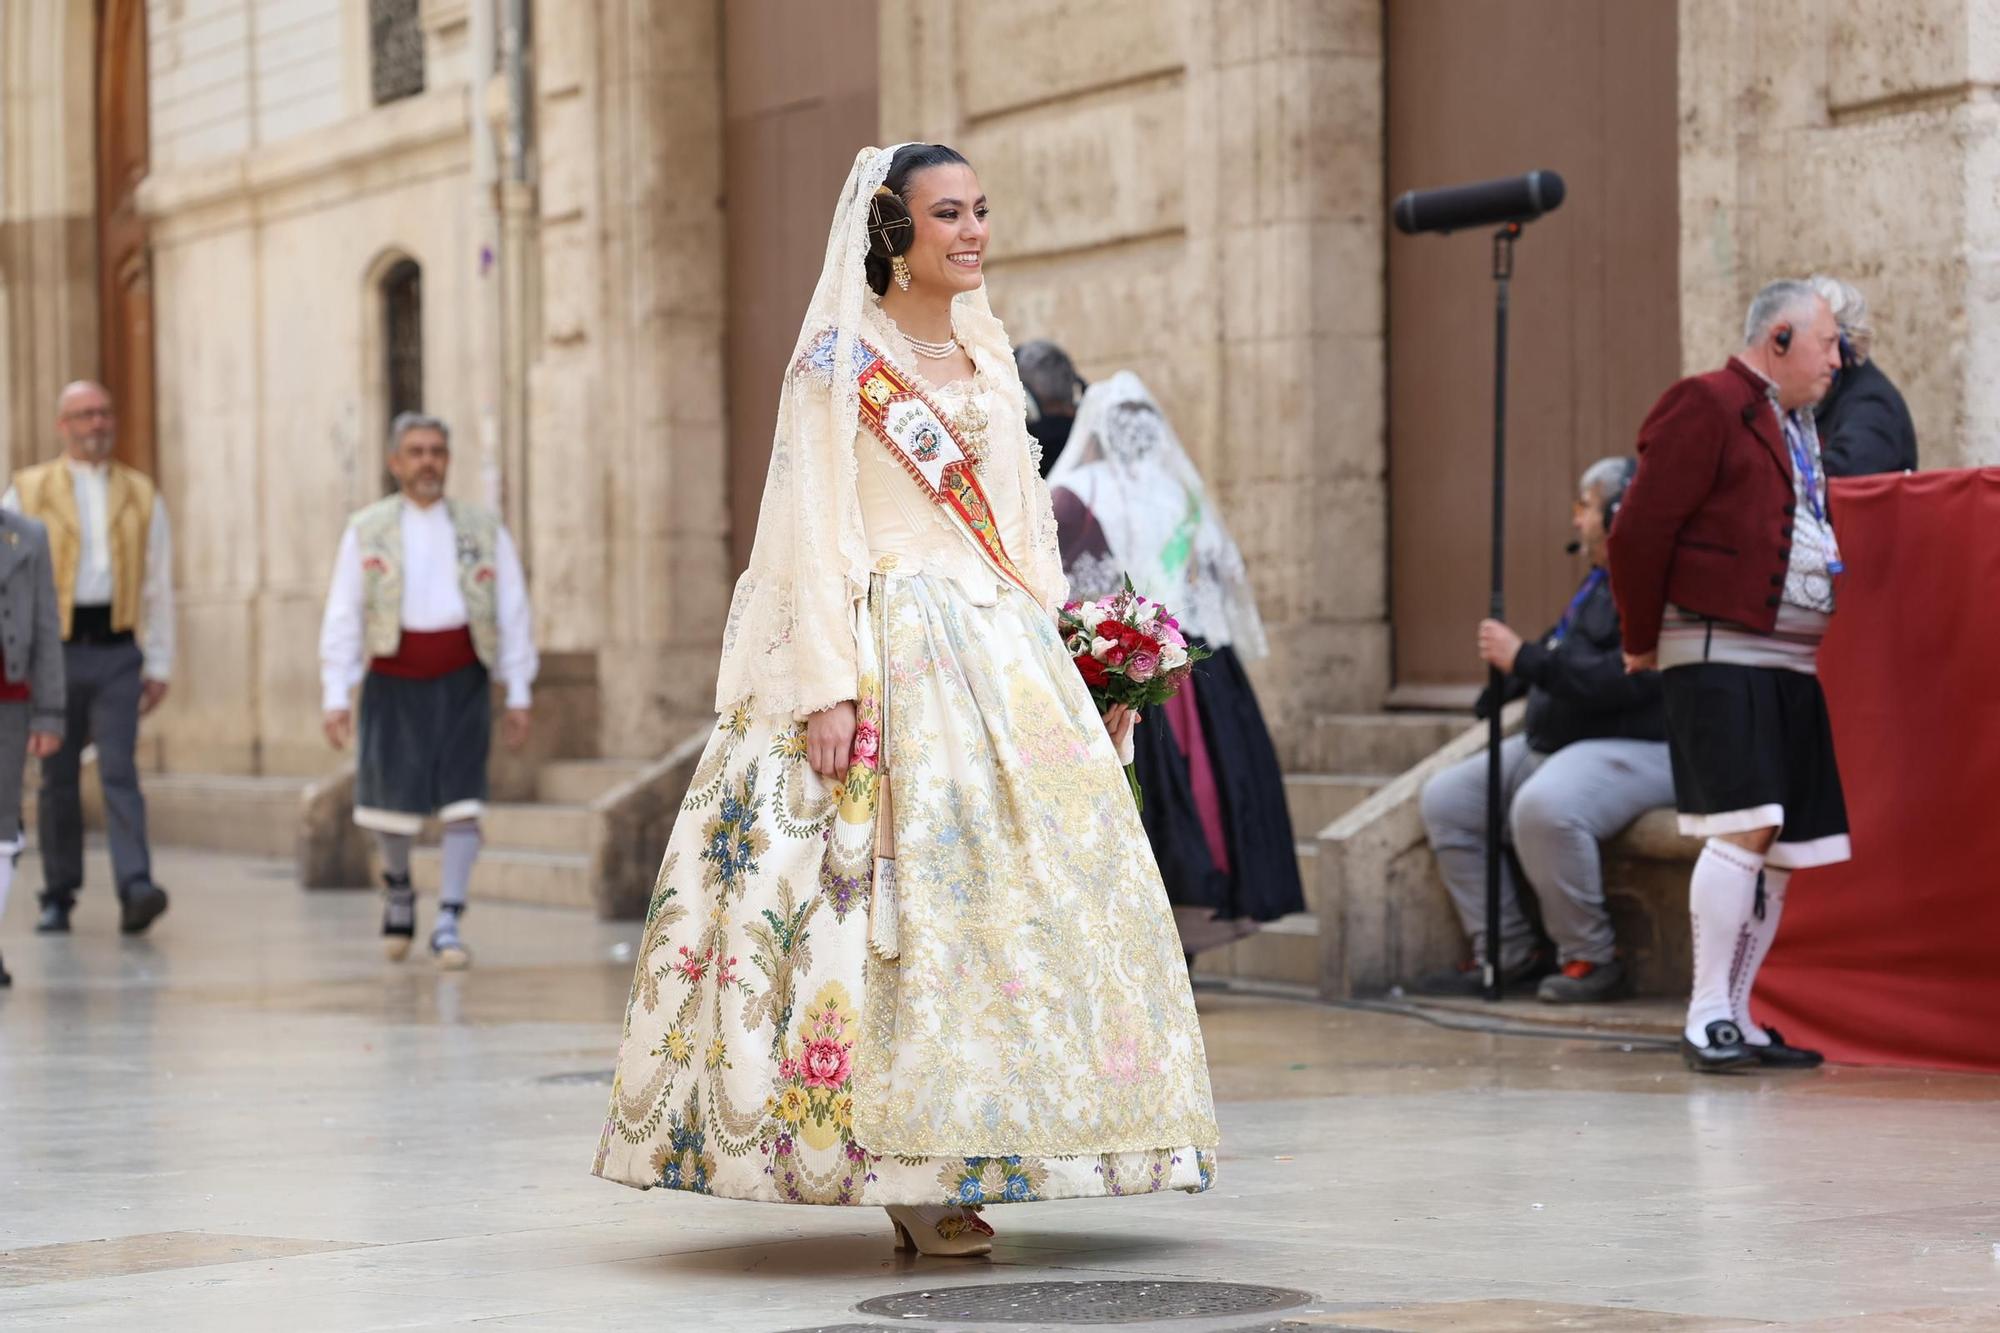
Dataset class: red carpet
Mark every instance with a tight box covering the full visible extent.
[1755,468,2000,1072]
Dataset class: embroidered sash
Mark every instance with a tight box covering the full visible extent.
[852,342,1034,597]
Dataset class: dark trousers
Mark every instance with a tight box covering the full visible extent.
[39,638,152,902]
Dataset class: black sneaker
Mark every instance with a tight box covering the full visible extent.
[35,894,73,934]
[1681,1019,1758,1074]
[119,884,169,935]
[1747,1025,1824,1069]
[1409,951,1547,997]
[1536,958,1630,1004]
[382,873,416,961]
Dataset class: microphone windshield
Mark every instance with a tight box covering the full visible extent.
[1393,171,1566,236]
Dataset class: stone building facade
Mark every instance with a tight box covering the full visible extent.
[3,0,1997,788]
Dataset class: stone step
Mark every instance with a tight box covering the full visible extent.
[1298,712,1469,776]
[24,770,310,859]
[411,845,593,911]
[1216,914,1321,988]
[535,759,650,806]
[1283,773,1392,838]
[481,802,594,854]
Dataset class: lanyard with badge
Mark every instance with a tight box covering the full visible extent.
[1784,412,1844,577]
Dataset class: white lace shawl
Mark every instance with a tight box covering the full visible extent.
[713,146,1065,718]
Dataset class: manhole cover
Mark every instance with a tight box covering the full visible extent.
[535,1069,614,1086]
[855,1279,1312,1323]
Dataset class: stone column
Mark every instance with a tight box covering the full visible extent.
[1681,0,2000,468]
[529,0,732,755]
[0,2,99,475]
[1198,0,1389,754]
[879,0,1389,764]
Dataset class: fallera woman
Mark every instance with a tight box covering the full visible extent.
[593,144,1219,1257]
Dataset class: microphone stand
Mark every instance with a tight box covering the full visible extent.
[1483,222,1521,1003]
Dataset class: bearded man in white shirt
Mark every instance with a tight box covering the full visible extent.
[5,380,174,937]
[319,413,538,968]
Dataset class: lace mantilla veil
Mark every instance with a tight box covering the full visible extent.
[1046,370,1269,660]
[712,145,1067,719]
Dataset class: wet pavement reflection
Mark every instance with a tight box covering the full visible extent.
[2,846,1996,1330]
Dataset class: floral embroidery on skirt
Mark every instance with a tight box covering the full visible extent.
[594,573,1219,1206]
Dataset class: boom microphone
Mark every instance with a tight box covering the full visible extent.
[1392,171,1566,236]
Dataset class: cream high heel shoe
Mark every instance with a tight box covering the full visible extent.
[885,1204,994,1257]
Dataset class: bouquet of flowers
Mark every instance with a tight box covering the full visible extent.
[1058,579,1211,809]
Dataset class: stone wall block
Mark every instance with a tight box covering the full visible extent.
[538,226,596,344]
[986,235,1187,365]
[536,4,593,95]
[161,598,259,774]
[1828,0,1976,110]
[256,589,331,762]
[1210,61,1264,209]
[1736,0,1832,132]
[1223,221,1314,343]
[1254,622,1391,763]
[1309,219,1384,339]
[1948,250,2000,466]
[955,0,1184,118]
[537,95,596,223]
[525,360,606,651]
[1211,0,1380,67]
[963,84,1186,259]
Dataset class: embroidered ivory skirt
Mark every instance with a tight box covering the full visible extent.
[593,571,1220,1206]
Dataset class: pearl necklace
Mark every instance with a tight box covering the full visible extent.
[903,331,960,360]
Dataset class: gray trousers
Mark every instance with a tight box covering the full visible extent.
[1419,734,1675,967]
[39,639,152,901]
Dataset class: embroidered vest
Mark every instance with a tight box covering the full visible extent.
[12,459,154,638]
[349,495,503,669]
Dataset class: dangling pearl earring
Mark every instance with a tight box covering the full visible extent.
[891,254,912,292]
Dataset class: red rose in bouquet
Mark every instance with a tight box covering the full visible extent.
[1057,578,1212,810]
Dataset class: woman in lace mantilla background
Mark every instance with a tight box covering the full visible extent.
[593,143,1220,1257]
[1045,373,1306,963]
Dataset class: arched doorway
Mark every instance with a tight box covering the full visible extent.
[362,251,425,497]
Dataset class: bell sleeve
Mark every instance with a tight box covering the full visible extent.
[713,345,871,720]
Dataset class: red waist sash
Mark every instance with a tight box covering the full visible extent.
[369,626,478,680]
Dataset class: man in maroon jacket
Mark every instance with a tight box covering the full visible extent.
[1609,279,1848,1075]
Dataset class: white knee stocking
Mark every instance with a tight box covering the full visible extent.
[1686,838,1764,1046]
[1732,865,1791,1046]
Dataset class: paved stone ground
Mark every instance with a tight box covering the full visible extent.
[2,845,1997,1331]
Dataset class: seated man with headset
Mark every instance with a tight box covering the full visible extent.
[1412,457,1672,1004]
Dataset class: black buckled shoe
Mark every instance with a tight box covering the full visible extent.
[119,883,169,935]
[1682,1019,1758,1074]
[35,894,73,934]
[1748,1025,1824,1069]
